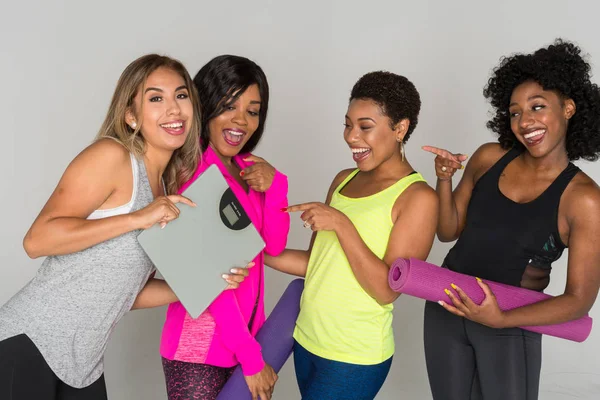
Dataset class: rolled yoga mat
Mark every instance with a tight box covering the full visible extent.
[217,278,304,400]
[388,258,593,342]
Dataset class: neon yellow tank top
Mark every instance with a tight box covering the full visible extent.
[293,169,426,365]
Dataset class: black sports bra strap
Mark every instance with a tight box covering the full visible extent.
[478,147,521,185]
[542,162,580,199]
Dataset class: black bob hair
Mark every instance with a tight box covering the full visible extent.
[193,55,269,154]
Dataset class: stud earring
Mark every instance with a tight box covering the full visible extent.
[131,122,137,129]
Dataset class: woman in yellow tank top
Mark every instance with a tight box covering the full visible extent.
[265,71,439,399]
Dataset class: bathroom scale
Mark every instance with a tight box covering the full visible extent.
[138,164,265,318]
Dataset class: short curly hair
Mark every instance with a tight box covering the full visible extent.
[350,71,421,143]
[483,39,600,161]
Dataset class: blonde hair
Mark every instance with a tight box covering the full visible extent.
[96,54,201,194]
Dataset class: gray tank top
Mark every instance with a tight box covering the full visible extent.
[0,153,155,388]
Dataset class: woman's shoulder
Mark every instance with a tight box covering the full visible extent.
[321,168,356,201]
[333,168,356,184]
[559,169,600,246]
[69,138,131,173]
[83,138,131,162]
[395,178,438,211]
[563,169,600,216]
[465,142,512,182]
[332,168,356,185]
[470,142,510,166]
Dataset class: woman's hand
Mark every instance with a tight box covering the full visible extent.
[133,195,196,230]
[241,155,276,192]
[439,278,506,329]
[285,202,348,232]
[422,145,468,181]
[244,363,278,400]
[223,262,255,289]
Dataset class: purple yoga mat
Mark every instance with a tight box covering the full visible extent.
[217,278,304,400]
[388,258,593,342]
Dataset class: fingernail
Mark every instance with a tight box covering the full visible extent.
[222,274,228,279]
[444,288,451,295]
[450,283,457,290]
[230,268,239,274]
[280,207,287,212]
[240,171,245,177]
[160,223,166,229]
[476,277,482,282]
[438,301,445,306]
[248,262,255,267]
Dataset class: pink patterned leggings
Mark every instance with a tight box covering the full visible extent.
[162,357,235,400]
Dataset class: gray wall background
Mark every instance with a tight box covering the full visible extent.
[1,0,599,398]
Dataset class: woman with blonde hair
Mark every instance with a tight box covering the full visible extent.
[0,54,248,400]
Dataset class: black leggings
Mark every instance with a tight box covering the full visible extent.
[0,334,108,400]
[424,301,542,400]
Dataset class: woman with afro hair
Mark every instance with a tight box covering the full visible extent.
[265,71,438,399]
[423,39,600,400]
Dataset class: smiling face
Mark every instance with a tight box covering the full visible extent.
[343,98,408,171]
[127,67,194,153]
[207,84,261,159]
[508,80,576,158]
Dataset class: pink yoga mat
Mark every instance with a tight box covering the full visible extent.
[388,258,593,342]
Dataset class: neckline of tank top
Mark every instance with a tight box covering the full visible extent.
[87,154,140,218]
[88,154,165,219]
[336,169,421,201]
[137,154,166,198]
[495,150,577,206]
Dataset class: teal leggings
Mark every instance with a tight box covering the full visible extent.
[293,340,392,400]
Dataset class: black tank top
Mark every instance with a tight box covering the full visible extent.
[443,147,580,287]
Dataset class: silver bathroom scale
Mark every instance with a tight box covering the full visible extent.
[138,164,265,318]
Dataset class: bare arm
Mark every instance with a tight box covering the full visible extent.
[131,277,178,310]
[23,139,140,258]
[423,143,505,242]
[335,183,439,304]
[23,139,195,259]
[435,176,468,242]
[498,183,600,327]
[264,249,310,277]
[131,261,252,310]
[264,170,353,277]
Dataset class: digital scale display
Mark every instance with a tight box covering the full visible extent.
[219,187,250,230]
[222,203,240,226]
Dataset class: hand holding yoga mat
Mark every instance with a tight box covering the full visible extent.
[217,279,304,400]
[388,258,593,342]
